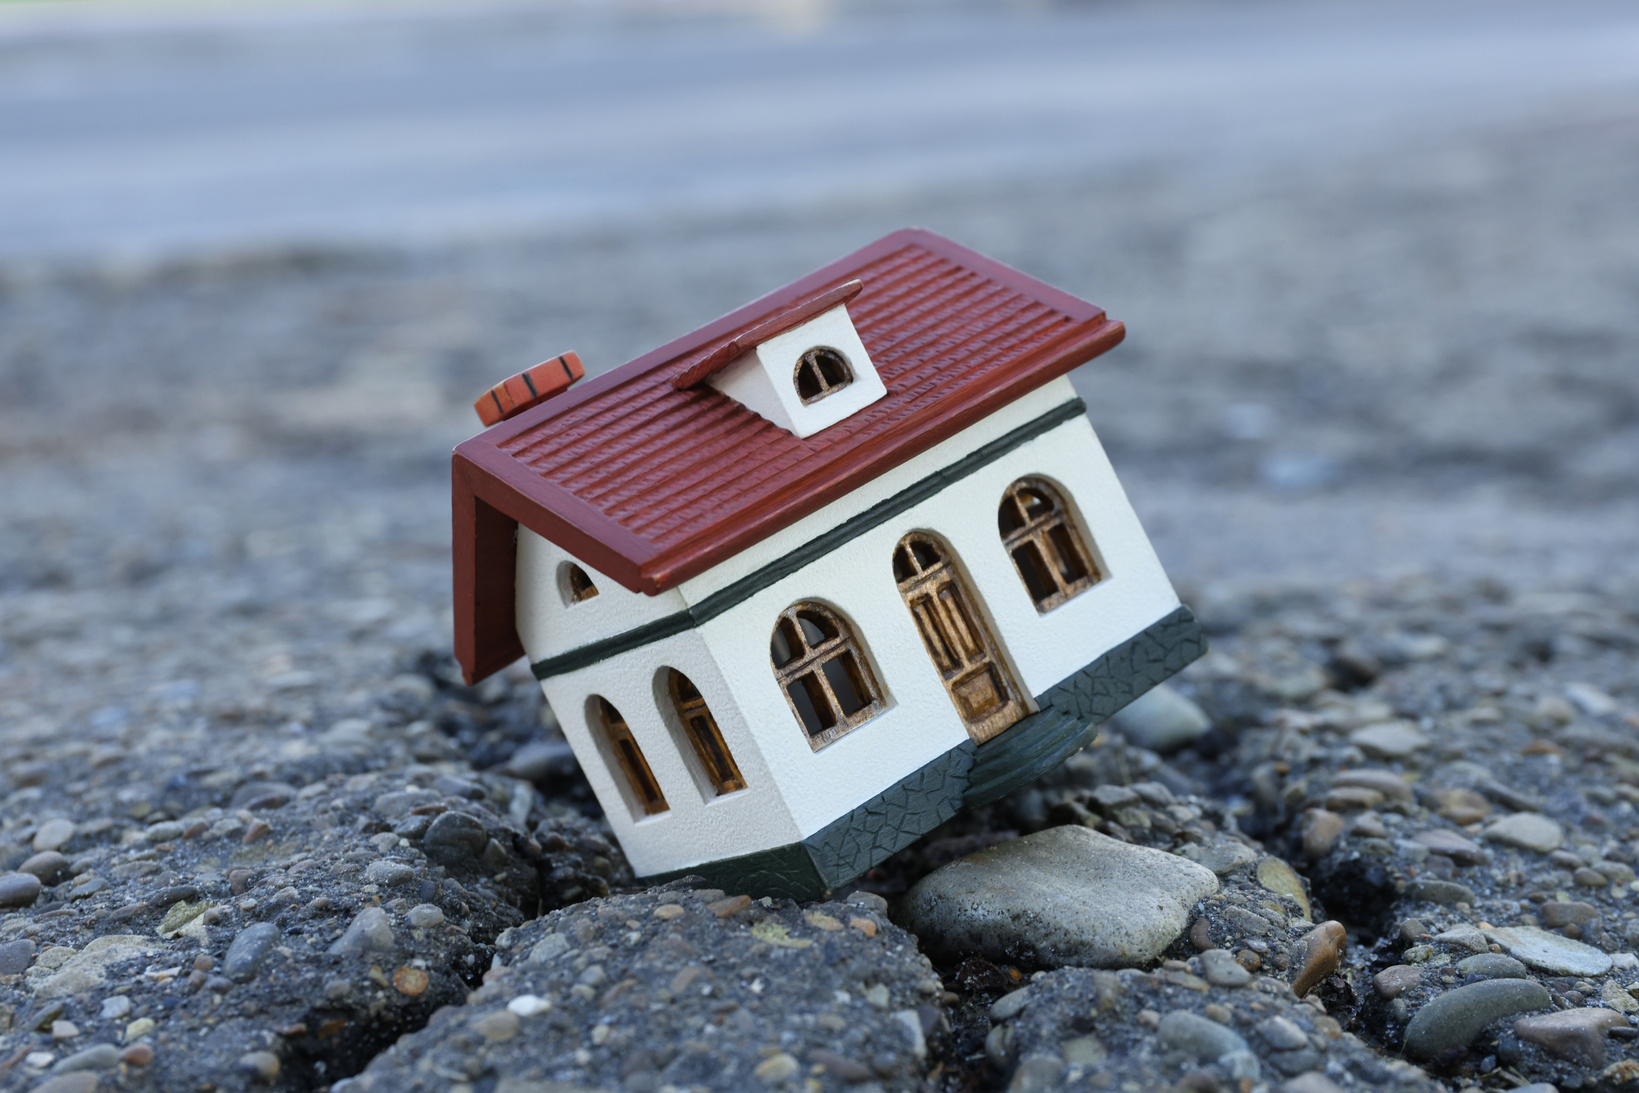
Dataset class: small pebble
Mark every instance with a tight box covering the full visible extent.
[1158,1009,1248,1059]
[472,1009,519,1042]
[0,871,43,908]
[98,996,131,1020]
[1483,813,1564,854]
[237,1050,281,1083]
[51,1043,120,1073]
[421,812,488,866]
[1256,1015,1309,1051]
[507,994,551,1017]
[1290,920,1345,997]
[1454,953,1529,980]
[406,904,445,928]
[392,966,430,996]
[754,1052,800,1083]
[20,851,70,883]
[33,818,76,853]
[1373,965,1421,999]
[1200,948,1252,987]
[1302,811,1345,859]
[1514,1006,1629,1067]
[0,937,36,974]
[364,859,416,887]
[29,1075,99,1093]
[121,1044,154,1066]
[223,922,280,983]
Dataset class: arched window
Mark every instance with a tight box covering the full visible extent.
[794,346,852,404]
[998,478,1101,612]
[770,603,884,750]
[592,697,667,816]
[565,563,599,603]
[666,670,745,796]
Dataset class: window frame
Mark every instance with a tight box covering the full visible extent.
[770,602,886,751]
[997,477,1103,613]
[792,345,854,405]
[664,669,747,797]
[589,696,668,818]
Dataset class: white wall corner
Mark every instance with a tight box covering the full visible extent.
[706,305,886,439]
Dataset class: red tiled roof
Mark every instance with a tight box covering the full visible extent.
[453,229,1124,683]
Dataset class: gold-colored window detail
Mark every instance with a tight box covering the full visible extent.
[794,346,853,404]
[893,533,1027,744]
[770,603,885,750]
[998,478,1101,612]
[566,564,599,603]
[593,697,667,816]
[666,670,746,796]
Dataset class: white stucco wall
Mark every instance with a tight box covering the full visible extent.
[534,629,801,877]
[515,375,1182,874]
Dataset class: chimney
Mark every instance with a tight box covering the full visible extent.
[474,352,584,427]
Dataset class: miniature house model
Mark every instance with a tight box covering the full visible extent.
[453,230,1204,898]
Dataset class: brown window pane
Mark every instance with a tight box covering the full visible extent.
[595,697,667,816]
[1011,542,1058,604]
[998,478,1102,612]
[786,673,835,736]
[769,603,884,749]
[567,564,599,602]
[793,347,853,405]
[771,617,801,668]
[667,670,745,795]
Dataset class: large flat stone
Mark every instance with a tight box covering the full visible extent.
[1482,925,1613,976]
[902,825,1218,967]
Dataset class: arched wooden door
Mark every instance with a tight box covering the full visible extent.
[893,533,1026,743]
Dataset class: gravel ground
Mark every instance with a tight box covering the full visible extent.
[3,46,1639,1093]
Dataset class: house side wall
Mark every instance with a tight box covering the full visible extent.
[516,532,688,661]
[690,376,1181,838]
[534,631,800,878]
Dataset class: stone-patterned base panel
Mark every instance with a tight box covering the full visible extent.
[803,742,978,889]
[964,606,1205,808]
[637,606,1205,900]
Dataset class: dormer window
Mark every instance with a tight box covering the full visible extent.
[673,280,886,439]
[795,347,853,404]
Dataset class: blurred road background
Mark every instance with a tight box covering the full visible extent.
[3,0,1639,708]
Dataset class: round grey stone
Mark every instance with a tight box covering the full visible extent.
[0,871,42,908]
[902,825,1219,967]
[1455,953,1529,980]
[420,811,488,867]
[1255,1015,1309,1051]
[223,922,281,983]
[406,903,445,928]
[33,818,76,853]
[1199,948,1252,987]
[19,851,69,883]
[1483,813,1564,854]
[1403,978,1551,1059]
[364,859,416,887]
[1107,684,1212,753]
[328,906,397,956]
[0,937,36,974]
[1158,1009,1249,1060]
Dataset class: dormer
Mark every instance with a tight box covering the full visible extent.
[671,280,886,438]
